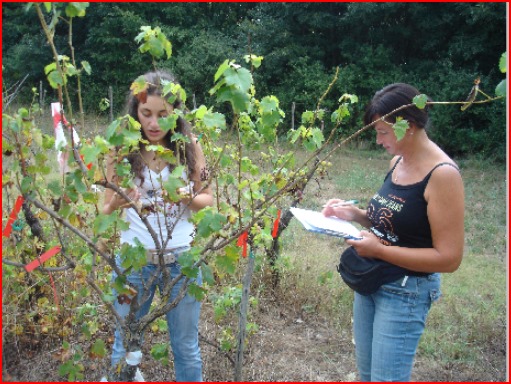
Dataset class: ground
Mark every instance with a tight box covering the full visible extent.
[2,292,507,382]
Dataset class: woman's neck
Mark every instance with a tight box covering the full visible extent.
[141,147,168,173]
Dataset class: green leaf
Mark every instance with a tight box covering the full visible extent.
[42,133,55,150]
[90,339,106,358]
[93,212,121,235]
[287,128,301,144]
[496,79,506,97]
[47,71,65,89]
[216,87,250,113]
[499,52,506,73]
[65,3,89,18]
[158,115,178,133]
[150,343,169,361]
[208,78,226,96]
[338,93,358,104]
[203,112,226,130]
[188,283,207,301]
[119,241,147,270]
[105,119,120,141]
[393,118,409,141]
[244,54,263,68]
[215,245,239,275]
[260,96,279,113]
[58,202,72,219]
[81,61,91,75]
[162,165,186,201]
[21,176,33,194]
[214,60,230,82]
[177,250,195,269]
[135,26,172,60]
[301,110,315,124]
[69,171,87,194]
[80,144,102,167]
[44,62,56,76]
[193,208,227,238]
[223,66,253,94]
[201,263,215,285]
[331,104,350,123]
[413,94,428,109]
[310,128,325,149]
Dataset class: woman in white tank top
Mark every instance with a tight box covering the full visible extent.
[102,70,213,381]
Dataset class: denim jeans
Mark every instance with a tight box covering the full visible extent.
[111,255,202,382]
[353,273,441,382]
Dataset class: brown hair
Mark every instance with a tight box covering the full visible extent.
[125,70,197,182]
[363,83,433,129]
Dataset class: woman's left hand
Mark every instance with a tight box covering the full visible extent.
[346,230,384,258]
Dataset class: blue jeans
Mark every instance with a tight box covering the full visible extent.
[353,273,441,382]
[111,256,202,382]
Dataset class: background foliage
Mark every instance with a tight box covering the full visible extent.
[2,2,507,160]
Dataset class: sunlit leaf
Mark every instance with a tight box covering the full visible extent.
[393,118,409,141]
[65,3,89,18]
[214,59,230,82]
[499,52,506,73]
[301,111,315,124]
[223,66,252,94]
[81,61,91,75]
[413,94,428,109]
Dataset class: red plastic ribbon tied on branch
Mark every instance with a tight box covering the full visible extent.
[24,245,62,310]
[237,231,249,258]
[272,209,282,238]
[3,196,24,237]
[25,245,62,273]
[51,102,92,173]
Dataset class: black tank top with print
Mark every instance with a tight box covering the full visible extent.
[367,158,459,249]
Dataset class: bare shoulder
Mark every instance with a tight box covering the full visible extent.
[426,161,464,201]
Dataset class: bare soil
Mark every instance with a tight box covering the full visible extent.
[2,291,507,382]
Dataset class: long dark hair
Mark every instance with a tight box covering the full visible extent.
[363,83,433,129]
[126,70,197,182]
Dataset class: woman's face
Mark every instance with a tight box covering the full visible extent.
[137,95,173,145]
[373,116,399,155]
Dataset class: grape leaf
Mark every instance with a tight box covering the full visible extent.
[393,118,409,141]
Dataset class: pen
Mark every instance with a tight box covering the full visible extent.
[323,199,359,208]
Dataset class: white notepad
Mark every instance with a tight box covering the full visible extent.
[290,207,362,240]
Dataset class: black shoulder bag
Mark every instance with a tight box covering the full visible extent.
[337,246,413,296]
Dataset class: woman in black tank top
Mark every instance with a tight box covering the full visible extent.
[322,83,465,381]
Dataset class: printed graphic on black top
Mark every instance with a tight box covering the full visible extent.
[367,193,403,246]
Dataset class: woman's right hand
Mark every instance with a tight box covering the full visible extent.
[322,199,359,222]
[106,186,141,213]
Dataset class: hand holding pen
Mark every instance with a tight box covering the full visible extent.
[322,199,359,222]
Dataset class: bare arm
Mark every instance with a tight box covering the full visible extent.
[182,140,214,212]
[102,151,140,214]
